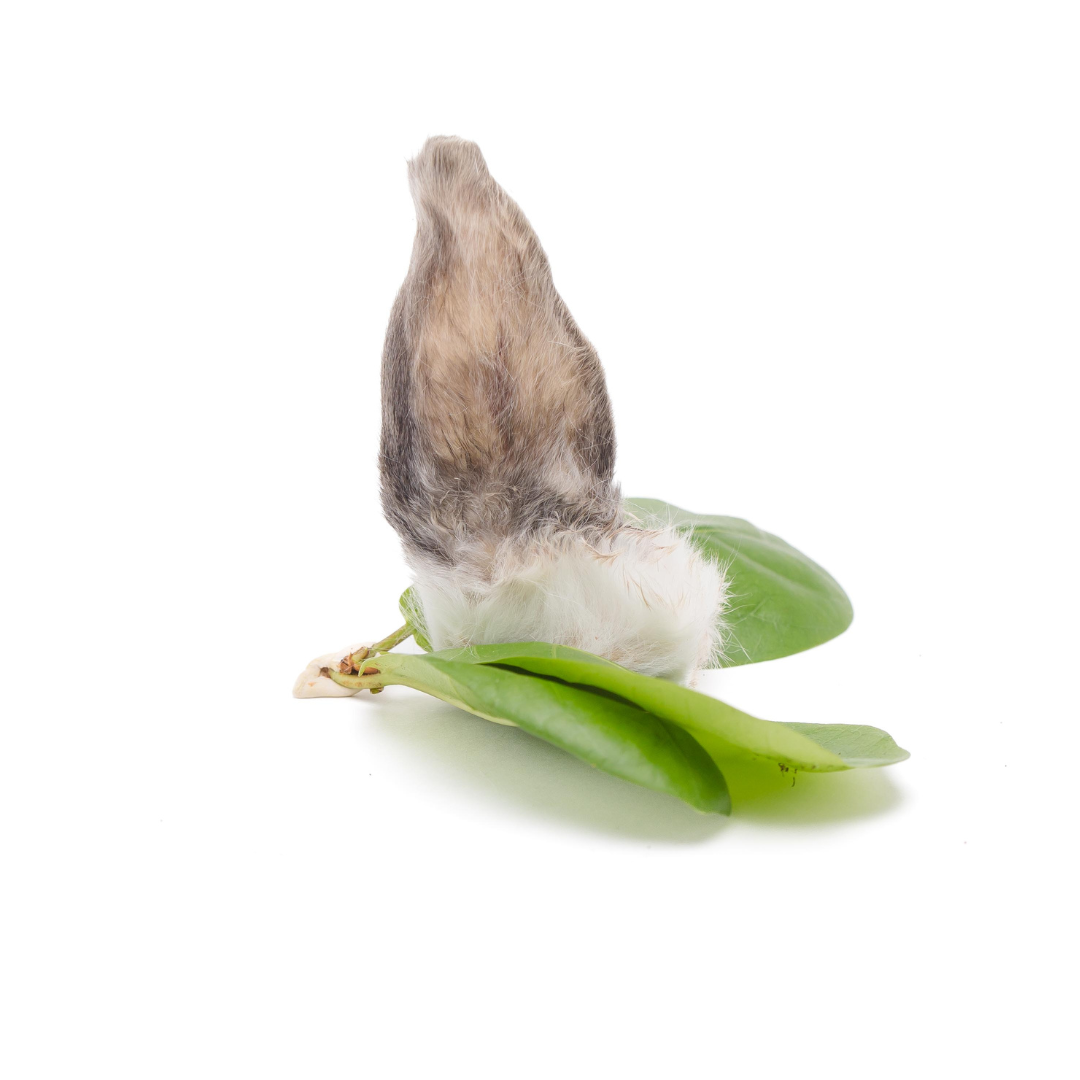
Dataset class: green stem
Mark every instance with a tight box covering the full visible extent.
[331,645,413,693]
[371,624,412,654]
[328,668,384,691]
[341,623,414,678]
[329,650,410,693]
[328,652,517,726]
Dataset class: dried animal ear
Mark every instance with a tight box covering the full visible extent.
[379,135,619,567]
[376,137,727,684]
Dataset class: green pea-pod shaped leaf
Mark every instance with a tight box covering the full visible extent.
[432,642,908,772]
[370,651,731,814]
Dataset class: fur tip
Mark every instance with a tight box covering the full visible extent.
[408,136,491,212]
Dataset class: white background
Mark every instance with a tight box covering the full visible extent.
[2,2,1077,1077]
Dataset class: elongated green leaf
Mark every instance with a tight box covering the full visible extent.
[433,643,908,772]
[375,652,731,814]
[435,641,624,669]
[625,498,853,667]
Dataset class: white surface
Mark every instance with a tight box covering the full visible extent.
[2,3,1077,1077]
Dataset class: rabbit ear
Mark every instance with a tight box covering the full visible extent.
[377,138,727,683]
[379,136,619,572]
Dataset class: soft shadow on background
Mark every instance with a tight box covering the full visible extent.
[722,759,903,826]
[350,692,904,841]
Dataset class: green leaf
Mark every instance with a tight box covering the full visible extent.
[398,587,432,652]
[782,723,909,768]
[375,651,731,814]
[625,498,854,666]
[432,642,908,772]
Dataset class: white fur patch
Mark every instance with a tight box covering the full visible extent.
[412,527,727,684]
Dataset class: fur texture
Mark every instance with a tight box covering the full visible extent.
[379,137,726,682]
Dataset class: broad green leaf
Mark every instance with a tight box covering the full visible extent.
[398,587,432,652]
[625,498,853,667]
[434,643,908,772]
[374,651,731,814]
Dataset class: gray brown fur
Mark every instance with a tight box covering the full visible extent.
[379,137,619,577]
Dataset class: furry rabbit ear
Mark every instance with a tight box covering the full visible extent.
[378,137,727,683]
[380,136,618,566]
